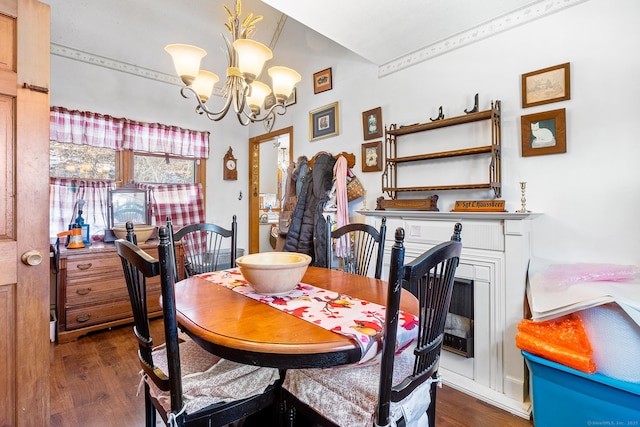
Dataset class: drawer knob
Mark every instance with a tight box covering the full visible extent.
[76,314,91,323]
[76,288,91,295]
[76,263,93,270]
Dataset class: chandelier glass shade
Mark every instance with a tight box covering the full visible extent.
[165,1,300,126]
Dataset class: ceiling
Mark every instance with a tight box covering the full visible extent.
[261,0,545,66]
[45,0,566,83]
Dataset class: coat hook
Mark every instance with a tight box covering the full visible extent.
[238,191,243,200]
[464,93,479,114]
[430,106,445,121]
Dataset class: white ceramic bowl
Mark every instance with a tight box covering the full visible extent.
[236,252,312,295]
[112,224,155,243]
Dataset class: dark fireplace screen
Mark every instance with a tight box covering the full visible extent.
[444,278,474,357]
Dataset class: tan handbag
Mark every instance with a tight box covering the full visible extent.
[346,175,365,202]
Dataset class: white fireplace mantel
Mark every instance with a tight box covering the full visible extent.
[357,210,541,418]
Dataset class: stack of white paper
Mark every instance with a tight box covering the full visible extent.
[526,257,640,326]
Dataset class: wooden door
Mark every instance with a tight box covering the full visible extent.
[0,1,51,425]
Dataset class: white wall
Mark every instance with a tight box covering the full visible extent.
[261,0,640,265]
[49,0,640,264]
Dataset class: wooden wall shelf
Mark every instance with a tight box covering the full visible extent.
[380,100,502,207]
[387,108,494,136]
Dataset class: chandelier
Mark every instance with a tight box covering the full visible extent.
[165,0,300,127]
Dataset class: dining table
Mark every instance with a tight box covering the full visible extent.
[172,266,419,369]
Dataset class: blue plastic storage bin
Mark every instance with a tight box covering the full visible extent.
[522,351,640,427]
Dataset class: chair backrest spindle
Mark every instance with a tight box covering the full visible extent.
[167,215,238,278]
[117,224,279,426]
[157,226,184,414]
[326,216,387,279]
[376,223,462,426]
[115,226,185,415]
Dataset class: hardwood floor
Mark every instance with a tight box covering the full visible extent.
[50,319,533,426]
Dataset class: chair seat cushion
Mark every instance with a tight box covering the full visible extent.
[147,338,280,417]
[283,344,435,427]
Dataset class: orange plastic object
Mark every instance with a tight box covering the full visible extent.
[516,314,596,374]
[56,228,84,249]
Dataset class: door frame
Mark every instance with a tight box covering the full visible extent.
[248,126,293,254]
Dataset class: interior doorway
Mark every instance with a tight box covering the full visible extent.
[248,126,294,253]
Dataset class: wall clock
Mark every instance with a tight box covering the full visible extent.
[223,146,238,180]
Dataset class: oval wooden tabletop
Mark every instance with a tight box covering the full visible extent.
[173,266,419,368]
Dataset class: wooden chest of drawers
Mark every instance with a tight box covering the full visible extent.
[55,241,183,343]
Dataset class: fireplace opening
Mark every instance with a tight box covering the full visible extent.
[444,278,474,357]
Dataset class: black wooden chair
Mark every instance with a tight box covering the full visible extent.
[115,226,280,427]
[282,223,462,427]
[326,217,387,279]
[167,215,237,279]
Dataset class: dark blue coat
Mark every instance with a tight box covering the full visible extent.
[283,153,336,267]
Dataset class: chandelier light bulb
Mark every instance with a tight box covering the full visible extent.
[191,70,220,102]
[232,39,273,83]
[268,66,301,102]
[164,44,207,86]
[246,81,272,114]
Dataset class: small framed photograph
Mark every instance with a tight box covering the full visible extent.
[284,87,297,107]
[313,67,332,94]
[362,107,383,140]
[361,141,383,172]
[522,62,571,108]
[521,108,566,157]
[309,102,339,141]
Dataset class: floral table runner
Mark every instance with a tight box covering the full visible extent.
[198,268,418,363]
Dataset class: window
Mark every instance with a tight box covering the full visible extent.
[133,153,197,184]
[50,142,116,180]
[50,143,203,185]
[49,145,206,238]
[49,107,209,238]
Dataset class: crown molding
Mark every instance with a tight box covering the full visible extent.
[52,0,589,83]
[378,0,590,78]
[51,43,181,86]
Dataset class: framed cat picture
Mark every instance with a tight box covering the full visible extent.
[521,108,566,157]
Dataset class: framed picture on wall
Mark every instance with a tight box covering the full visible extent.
[521,108,566,157]
[522,62,571,108]
[309,102,339,141]
[362,107,383,140]
[361,141,382,172]
[313,67,332,94]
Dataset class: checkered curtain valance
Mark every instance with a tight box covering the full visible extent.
[50,106,210,159]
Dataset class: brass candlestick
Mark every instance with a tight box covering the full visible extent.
[516,182,530,213]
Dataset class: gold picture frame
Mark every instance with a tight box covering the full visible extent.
[361,141,382,172]
[522,62,571,108]
[521,108,566,157]
[309,102,339,141]
[362,107,382,140]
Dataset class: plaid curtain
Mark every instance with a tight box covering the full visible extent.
[50,180,203,240]
[136,182,205,230]
[50,106,210,159]
[50,107,124,149]
[50,107,210,241]
[49,178,115,239]
[123,120,209,159]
